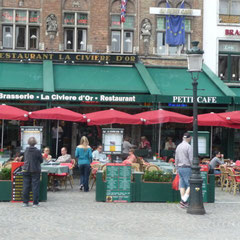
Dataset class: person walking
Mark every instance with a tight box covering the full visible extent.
[75,136,92,192]
[22,137,43,207]
[175,132,193,208]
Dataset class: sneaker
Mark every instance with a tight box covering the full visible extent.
[180,200,189,209]
[80,185,83,191]
[32,204,40,208]
[22,203,29,207]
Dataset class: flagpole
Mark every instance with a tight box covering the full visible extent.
[121,22,124,54]
[1,120,4,151]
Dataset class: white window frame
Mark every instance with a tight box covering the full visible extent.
[219,0,240,16]
[63,11,88,52]
[110,14,135,54]
[1,9,40,50]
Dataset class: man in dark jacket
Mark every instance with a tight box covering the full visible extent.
[22,137,43,207]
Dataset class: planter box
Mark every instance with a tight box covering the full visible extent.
[96,172,215,203]
[0,181,12,201]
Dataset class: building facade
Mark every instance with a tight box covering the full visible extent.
[0,0,237,159]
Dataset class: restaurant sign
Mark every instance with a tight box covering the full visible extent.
[0,92,153,103]
[172,96,217,104]
[0,52,137,64]
[150,7,201,16]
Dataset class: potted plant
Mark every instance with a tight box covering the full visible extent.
[0,167,12,201]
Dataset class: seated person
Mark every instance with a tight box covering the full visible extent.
[42,147,52,162]
[122,136,135,158]
[92,145,107,163]
[209,151,225,174]
[56,147,71,163]
[164,137,176,150]
[13,152,23,162]
[139,136,151,150]
[123,148,137,164]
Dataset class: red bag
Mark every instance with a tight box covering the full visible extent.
[172,174,179,190]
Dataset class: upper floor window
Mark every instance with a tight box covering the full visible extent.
[219,0,240,16]
[2,9,40,50]
[63,12,88,52]
[110,15,134,53]
[156,17,191,55]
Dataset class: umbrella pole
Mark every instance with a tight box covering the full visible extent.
[1,120,4,151]
[158,123,162,156]
[210,126,213,159]
[56,120,59,158]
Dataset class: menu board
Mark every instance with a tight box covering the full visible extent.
[21,126,43,152]
[11,162,33,202]
[200,171,208,203]
[102,128,123,154]
[106,163,131,202]
[189,131,210,156]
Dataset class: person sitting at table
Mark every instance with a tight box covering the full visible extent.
[122,136,135,159]
[92,145,107,163]
[209,151,225,174]
[42,147,52,162]
[123,148,137,164]
[56,147,71,163]
[13,152,23,162]
[139,136,151,150]
[164,137,176,151]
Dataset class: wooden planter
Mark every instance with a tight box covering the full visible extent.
[0,181,12,201]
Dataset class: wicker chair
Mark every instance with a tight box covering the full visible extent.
[219,165,229,191]
[227,167,240,195]
[145,164,160,172]
[89,163,103,190]
[131,163,140,172]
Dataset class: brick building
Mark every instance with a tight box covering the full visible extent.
[0,0,237,159]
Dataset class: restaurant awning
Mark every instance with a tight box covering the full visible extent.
[0,60,236,105]
[147,64,235,104]
[229,88,240,104]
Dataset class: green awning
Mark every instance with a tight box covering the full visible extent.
[230,88,240,104]
[0,62,43,90]
[147,64,235,104]
[53,64,149,93]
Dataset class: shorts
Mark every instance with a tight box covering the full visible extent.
[178,167,192,189]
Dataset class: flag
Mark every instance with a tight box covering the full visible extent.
[166,1,185,46]
[121,0,128,23]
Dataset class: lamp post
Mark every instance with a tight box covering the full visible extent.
[186,41,206,215]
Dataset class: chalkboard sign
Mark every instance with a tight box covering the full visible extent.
[11,162,33,202]
[200,171,208,203]
[106,163,131,202]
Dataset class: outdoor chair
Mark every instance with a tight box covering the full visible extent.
[89,163,103,190]
[219,165,229,191]
[227,168,240,195]
[145,164,160,172]
[131,163,140,172]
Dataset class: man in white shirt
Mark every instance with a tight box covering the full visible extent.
[92,145,107,163]
[56,147,71,163]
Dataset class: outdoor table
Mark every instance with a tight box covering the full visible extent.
[41,163,70,174]
[146,159,174,173]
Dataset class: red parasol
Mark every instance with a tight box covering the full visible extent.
[134,109,193,125]
[217,111,240,125]
[84,109,142,125]
[29,107,84,122]
[0,104,28,151]
[198,112,229,127]
[29,107,84,157]
[0,104,28,120]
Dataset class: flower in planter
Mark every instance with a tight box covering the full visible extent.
[143,170,172,182]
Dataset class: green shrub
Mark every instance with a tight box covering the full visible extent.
[143,170,172,183]
[0,168,11,180]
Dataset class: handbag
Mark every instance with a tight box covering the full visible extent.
[172,174,179,190]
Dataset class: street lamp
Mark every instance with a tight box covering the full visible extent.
[186,41,206,215]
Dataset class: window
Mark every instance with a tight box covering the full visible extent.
[219,41,240,82]
[1,9,40,50]
[156,17,191,56]
[110,15,134,53]
[219,0,240,15]
[63,12,88,52]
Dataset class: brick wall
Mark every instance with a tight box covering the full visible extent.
[1,0,203,66]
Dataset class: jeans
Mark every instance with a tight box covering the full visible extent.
[23,172,41,205]
[178,167,192,189]
[79,164,90,192]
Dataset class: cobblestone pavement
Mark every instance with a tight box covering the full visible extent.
[1,179,240,240]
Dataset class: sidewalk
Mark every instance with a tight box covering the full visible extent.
[0,180,240,240]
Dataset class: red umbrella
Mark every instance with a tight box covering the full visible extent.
[29,107,84,122]
[29,107,84,157]
[198,112,229,127]
[134,109,193,125]
[0,104,28,151]
[217,111,240,125]
[84,109,142,125]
